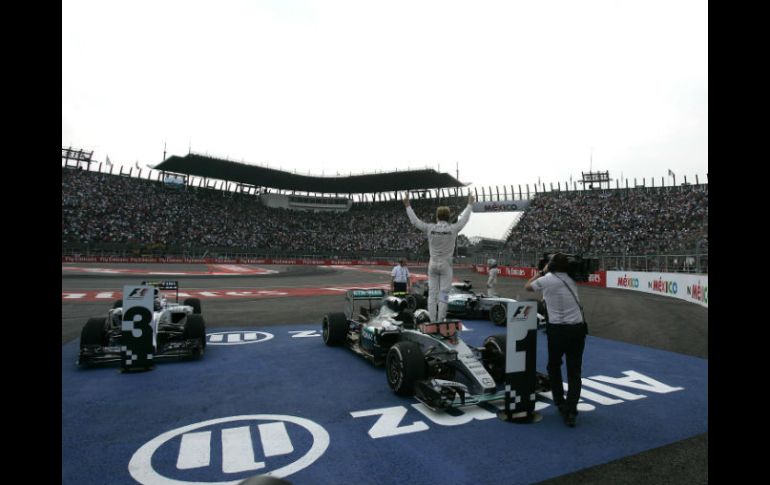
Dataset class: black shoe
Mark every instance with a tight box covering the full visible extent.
[556,403,568,416]
[565,411,577,427]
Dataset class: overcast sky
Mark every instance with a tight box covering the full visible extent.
[62,0,707,239]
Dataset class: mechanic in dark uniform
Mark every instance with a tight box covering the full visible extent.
[391,258,410,293]
[524,252,587,427]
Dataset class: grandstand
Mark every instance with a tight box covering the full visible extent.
[62,149,708,272]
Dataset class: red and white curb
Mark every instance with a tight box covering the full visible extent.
[62,264,278,276]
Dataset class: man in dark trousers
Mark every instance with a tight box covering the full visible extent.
[524,253,587,427]
[391,258,410,293]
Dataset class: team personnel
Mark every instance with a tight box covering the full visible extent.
[391,258,410,293]
[403,193,474,322]
[486,259,500,296]
[524,252,587,427]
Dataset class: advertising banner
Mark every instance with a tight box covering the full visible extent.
[471,200,530,213]
[606,271,708,308]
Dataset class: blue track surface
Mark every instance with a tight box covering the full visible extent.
[62,321,707,485]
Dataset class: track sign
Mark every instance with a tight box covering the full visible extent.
[503,301,539,415]
[142,280,179,290]
[121,285,155,371]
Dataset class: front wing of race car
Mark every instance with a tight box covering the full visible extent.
[78,338,204,366]
[414,379,512,410]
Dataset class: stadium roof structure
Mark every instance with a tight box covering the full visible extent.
[153,154,465,194]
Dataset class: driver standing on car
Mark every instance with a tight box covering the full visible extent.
[403,192,474,323]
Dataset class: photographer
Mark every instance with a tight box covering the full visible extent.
[524,252,588,427]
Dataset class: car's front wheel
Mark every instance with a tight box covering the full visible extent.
[386,341,426,396]
[81,317,107,347]
[482,334,507,382]
[322,313,348,346]
[183,298,202,314]
[183,314,207,357]
[490,303,507,326]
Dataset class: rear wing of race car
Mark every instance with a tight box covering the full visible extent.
[141,280,179,302]
[344,288,387,319]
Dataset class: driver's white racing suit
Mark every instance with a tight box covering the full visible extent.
[406,204,473,322]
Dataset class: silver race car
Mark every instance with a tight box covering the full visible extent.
[322,289,548,410]
[78,281,206,366]
[409,280,545,327]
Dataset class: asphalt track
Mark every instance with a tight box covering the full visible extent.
[61,264,708,484]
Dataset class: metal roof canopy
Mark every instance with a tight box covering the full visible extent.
[154,154,465,194]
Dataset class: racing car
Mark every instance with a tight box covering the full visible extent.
[322,288,548,410]
[78,280,207,366]
[408,280,545,327]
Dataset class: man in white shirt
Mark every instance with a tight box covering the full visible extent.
[403,193,474,322]
[525,252,587,427]
[391,259,410,293]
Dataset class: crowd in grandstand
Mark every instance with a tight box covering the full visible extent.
[62,167,708,258]
[505,185,708,255]
[61,168,463,255]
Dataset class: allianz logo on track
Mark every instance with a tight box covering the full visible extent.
[129,415,329,484]
[207,331,274,345]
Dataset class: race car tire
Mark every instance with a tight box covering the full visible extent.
[386,341,426,396]
[414,294,427,310]
[322,312,348,346]
[482,334,507,383]
[183,314,207,354]
[183,298,202,314]
[490,303,507,326]
[113,299,122,309]
[81,317,107,347]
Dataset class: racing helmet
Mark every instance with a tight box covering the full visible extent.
[384,296,406,312]
[413,309,431,324]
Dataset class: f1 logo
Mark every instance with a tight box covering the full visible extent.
[127,288,149,298]
[511,306,531,319]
